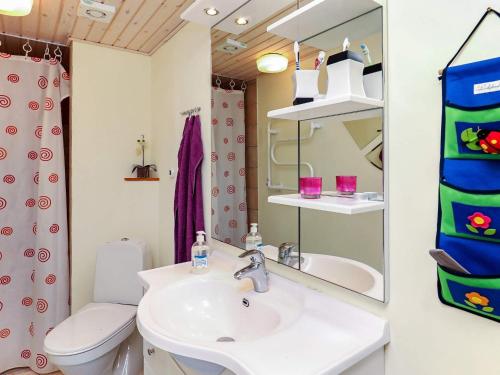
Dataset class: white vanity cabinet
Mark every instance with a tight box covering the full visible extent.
[143,341,384,375]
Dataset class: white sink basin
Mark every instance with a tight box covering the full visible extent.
[149,278,303,343]
[263,246,384,300]
[137,251,389,375]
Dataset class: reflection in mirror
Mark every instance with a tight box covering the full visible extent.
[210,3,386,299]
[210,2,301,269]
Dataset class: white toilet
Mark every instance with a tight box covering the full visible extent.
[44,238,151,375]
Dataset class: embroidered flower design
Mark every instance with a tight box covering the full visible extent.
[466,212,496,236]
[464,292,494,313]
[465,292,489,306]
[468,212,491,229]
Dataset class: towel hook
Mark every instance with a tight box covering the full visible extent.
[216,75,222,89]
[43,43,51,60]
[54,45,62,63]
[23,39,32,59]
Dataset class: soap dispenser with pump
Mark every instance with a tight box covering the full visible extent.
[191,231,210,274]
[245,223,263,252]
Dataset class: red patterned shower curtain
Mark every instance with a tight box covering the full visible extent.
[211,87,248,246]
[0,54,70,373]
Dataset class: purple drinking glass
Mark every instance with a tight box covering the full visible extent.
[300,177,322,199]
[336,176,357,195]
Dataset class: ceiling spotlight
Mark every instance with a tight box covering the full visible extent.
[257,53,288,74]
[235,17,249,25]
[204,7,219,16]
[0,0,33,16]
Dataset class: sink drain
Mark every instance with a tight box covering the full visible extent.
[216,337,235,343]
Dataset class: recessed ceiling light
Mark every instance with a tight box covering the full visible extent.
[204,7,219,16]
[235,17,249,25]
[257,53,288,74]
[0,0,33,16]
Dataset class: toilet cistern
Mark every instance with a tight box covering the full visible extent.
[234,250,269,292]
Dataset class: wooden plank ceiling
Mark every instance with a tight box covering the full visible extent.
[0,0,194,55]
[211,0,318,82]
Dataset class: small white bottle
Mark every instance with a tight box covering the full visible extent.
[191,231,210,274]
[245,223,263,252]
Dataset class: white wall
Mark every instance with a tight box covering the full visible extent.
[71,42,159,312]
[214,1,500,374]
[150,23,212,266]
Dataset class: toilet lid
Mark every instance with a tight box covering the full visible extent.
[44,302,137,356]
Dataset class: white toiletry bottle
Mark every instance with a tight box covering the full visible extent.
[245,223,263,252]
[191,231,210,274]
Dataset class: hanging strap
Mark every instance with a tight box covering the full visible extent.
[444,7,500,72]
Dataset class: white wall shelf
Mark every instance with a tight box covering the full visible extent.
[268,194,384,215]
[267,95,383,121]
[267,0,381,42]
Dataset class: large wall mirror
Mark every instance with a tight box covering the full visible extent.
[209,1,387,301]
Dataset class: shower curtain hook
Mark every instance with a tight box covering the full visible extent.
[229,78,235,90]
[241,81,247,93]
[44,43,51,60]
[216,75,222,89]
[54,45,63,63]
[23,39,32,59]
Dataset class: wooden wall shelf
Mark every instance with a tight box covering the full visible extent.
[124,178,160,181]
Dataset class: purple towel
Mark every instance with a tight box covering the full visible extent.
[174,115,205,263]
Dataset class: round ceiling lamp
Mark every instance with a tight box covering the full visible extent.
[0,0,33,16]
[235,17,249,25]
[204,7,219,16]
[257,53,289,74]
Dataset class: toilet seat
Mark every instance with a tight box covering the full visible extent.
[44,303,137,366]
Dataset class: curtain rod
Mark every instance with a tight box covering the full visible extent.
[0,32,68,48]
[213,73,245,82]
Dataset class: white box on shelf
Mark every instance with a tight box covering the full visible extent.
[326,51,366,99]
[363,63,383,100]
[293,70,320,105]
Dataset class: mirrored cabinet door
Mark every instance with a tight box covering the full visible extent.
[209,1,387,301]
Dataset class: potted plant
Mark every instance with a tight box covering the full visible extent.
[132,135,157,178]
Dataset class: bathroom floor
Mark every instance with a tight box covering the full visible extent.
[2,369,62,375]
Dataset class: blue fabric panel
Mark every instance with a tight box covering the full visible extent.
[455,121,500,155]
[446,57,500,108]
[442,159,500,192]
[438,234,500,275]
[447,279,500,314]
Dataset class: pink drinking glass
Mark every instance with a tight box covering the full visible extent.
[300,177,322,199]
[336,176,357,195]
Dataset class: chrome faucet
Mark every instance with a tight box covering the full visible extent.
[234,250,269,293]
[278,242,303,268]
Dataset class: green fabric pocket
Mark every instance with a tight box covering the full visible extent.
[440,183,500,243]
[438,265,500,322]
[444,106,500,159]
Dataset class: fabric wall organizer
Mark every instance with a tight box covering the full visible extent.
[436,41,500,321]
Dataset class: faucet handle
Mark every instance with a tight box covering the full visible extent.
[239,249,266,264]
[278,242,297,260]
